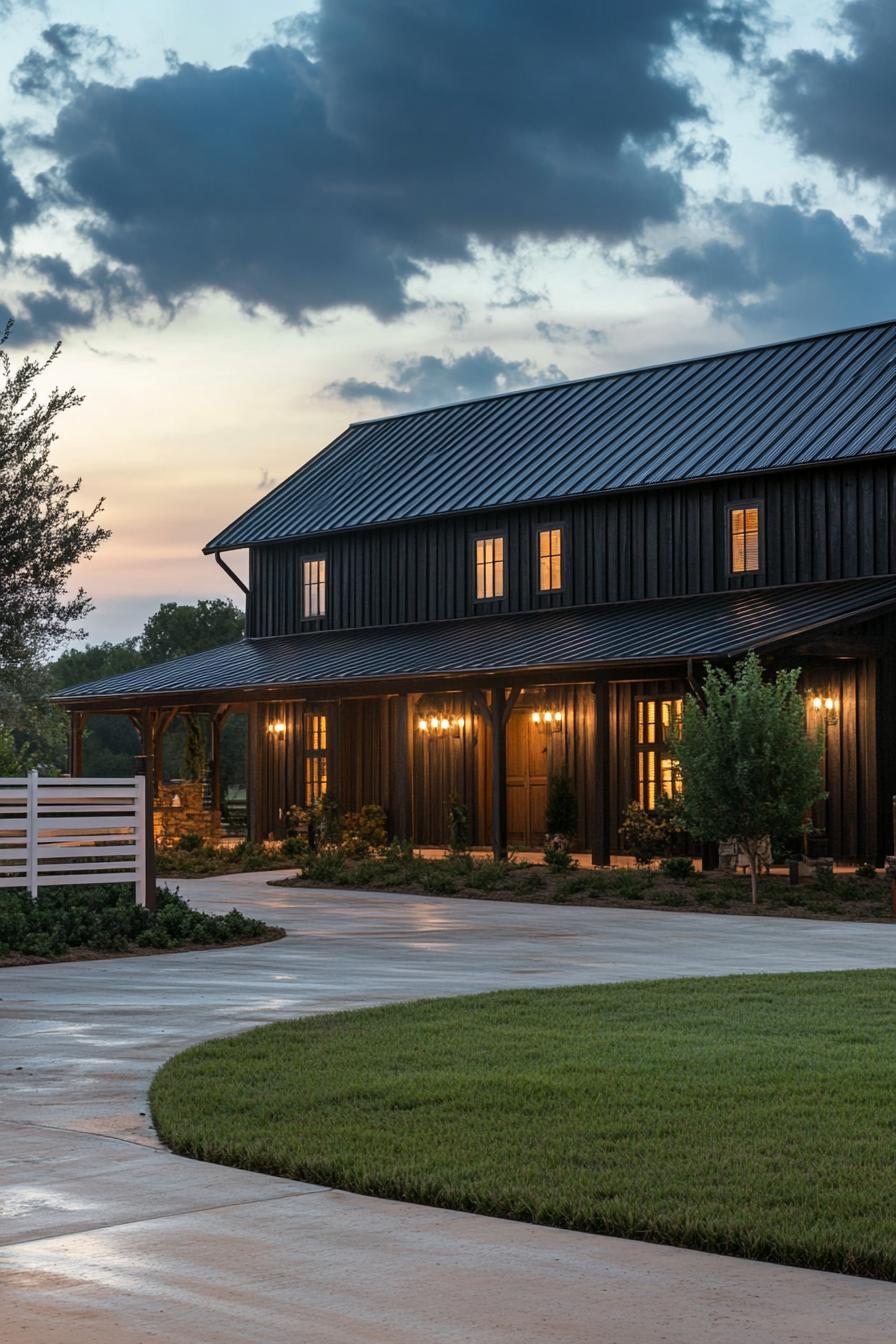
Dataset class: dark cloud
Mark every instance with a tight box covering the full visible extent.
[326,347,567,410]
[0,134,36,245]
[26,0,766,330]
[12,23,127,103]
[535,320,607,353]
[2,254,144,342]
[647,198,896,334]
[769,1,896,188]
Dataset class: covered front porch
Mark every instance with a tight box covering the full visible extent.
[55,577,896,865]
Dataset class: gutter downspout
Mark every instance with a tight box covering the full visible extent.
[214,550,249,597]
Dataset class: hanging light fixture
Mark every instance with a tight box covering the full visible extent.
[417,701,468,738]
[266,719,287,737]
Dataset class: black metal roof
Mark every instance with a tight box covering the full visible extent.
[207,321,896,550]
[54,578,896,703]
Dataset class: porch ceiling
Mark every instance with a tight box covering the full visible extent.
[52,577,896,709]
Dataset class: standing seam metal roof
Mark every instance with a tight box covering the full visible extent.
[53,578,896,702]
[206,321,896,550]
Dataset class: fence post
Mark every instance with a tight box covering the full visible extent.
[135,756,157,912]
[27,769,38,901]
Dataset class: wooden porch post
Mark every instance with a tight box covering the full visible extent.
[68,710,85,776]
[137,708,157,911]
[392,692,412,842]
[247,703,261,842]
[591,675,612,867]
[475,685,521,860]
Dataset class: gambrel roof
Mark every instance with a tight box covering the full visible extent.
[206,320,896,551]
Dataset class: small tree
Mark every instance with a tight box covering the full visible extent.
[545,773,578,845]
[675,652,826,905]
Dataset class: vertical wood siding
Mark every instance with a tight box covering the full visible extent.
[246,460,896,637]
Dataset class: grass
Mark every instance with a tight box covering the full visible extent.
[274,850,894,922]
[151,970,896,1280]
[0,883,283,965]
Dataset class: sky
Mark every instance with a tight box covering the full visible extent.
[1,0,894,646]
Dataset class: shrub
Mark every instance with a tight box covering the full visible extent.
[855,861,878,879]
[447,794,469,854]
[342,803,389,857]
[544,774,577,845]
[0,883,276,959]
[300,850,350,885]
[619,801,681,866]
[543,843,575,870]
[660,856,696,882]
[177,831,205,852]
[280,835,309,860]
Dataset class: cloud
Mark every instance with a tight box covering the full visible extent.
[83,340,154,363]
[2,254,145,342]
[0,134,37,245]
[21,0,767,332]
[12,23,128,103]
[326,347,567,410]
[0,1,46,20]
[646,197,896,334]
[535,320,607,353]
[769,0,896,188]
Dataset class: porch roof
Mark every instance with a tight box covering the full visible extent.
[53,577,896,707]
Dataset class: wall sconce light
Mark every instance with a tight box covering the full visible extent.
[417,706,467,738]
[808,692,839,727]
[266,720,287,737]
[531,705,563,734]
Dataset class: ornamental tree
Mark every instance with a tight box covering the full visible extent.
[0,323,108,667]
[675,652,826,905]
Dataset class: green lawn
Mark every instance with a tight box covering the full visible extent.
[150,971,896,1279]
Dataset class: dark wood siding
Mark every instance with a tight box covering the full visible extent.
[246,458,896,637]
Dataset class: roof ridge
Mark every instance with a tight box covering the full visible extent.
[345,318,896,428]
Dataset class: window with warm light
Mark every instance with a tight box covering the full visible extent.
[304,712,328,801]
[474,535,505,600]
[303,557,326,618]
[636,697,683,810]
[729,505,760,574]
[537,526,563,592]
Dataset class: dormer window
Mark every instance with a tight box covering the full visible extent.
[474,535,505,601]
[729,504,760,574]
[303,556,326,618]
[537,526,563,592]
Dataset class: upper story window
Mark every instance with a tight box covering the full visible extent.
[537,526,563,592]
[729,504,760,574]
[474,535,505,601]
[303,556,326,618]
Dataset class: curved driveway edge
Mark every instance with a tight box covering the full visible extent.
[2,872,896,1342]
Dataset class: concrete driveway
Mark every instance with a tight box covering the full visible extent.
[2,874,896,1342]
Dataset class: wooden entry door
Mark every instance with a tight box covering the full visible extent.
[506,708,550,849]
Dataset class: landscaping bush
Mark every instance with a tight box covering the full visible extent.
[660,856,696,882]
[543,841,575,870]
[544,773,578,847]
[447,794,469,854]
[618,799,682,866]
[0,884,278,961]
[177,831,205,852]
[855,862,878,879]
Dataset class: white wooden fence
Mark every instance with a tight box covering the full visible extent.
[0,773,148,905]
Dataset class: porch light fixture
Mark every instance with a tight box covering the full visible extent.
[808,692,839,727]
[530,698,563,734]
[417,706,467,738]
[267,720,287,737]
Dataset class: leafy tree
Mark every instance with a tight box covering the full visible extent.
[0,723,33,775]
[675,652,826,905]
[141,599,244,664]
[0,324,108,666]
